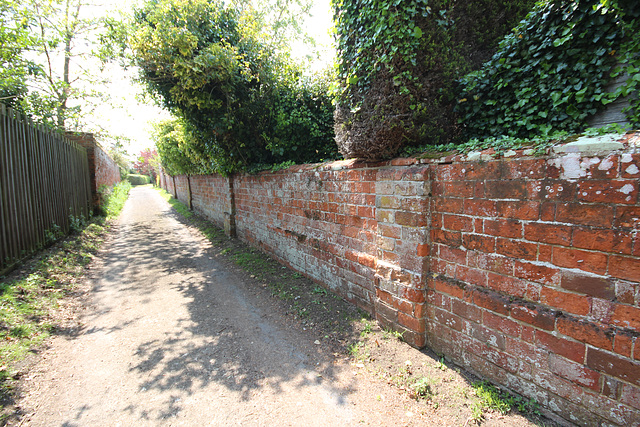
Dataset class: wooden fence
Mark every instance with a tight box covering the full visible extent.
[0,105,92,274]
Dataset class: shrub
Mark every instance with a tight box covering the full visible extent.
[132,0,337,175]
[127,174,150,186]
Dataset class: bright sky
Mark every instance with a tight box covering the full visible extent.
[81,0,335,159]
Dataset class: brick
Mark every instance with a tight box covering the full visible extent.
[467,252,514,276]
[434,276,466,299]
[496,200,540,220]
[577,180,638,204]
[443,181,474,197]
[586,347,640,386]
[536,330,586,363]
[523,222,572,246]
[378,223,402,239]
[556,203,614,228]
[540,287,590,316]
[621,153,640,178]
[615,206,640,229]
[455,265,487,288]
[620,383,640,410]
[614,331,634,358]
[439,245,467,265]
[548,353,600,391]
[395,211,428,227]
[452,299,483,323]
[484,219,523,239]
[540,202,556,221]
[463,199,497,217]
[462,233,496,252]
[485,180,528,200]
[505,337,547,368]
[609,255,640,282]
[400,287,426,304]
[511,303,556,331]
[610,304,640,332]
[514,261,561,285]
[496,238,538,261]
[474,290,510,316]
[443,214,474,232]
[556,316,614,350]
[573,227,633,255]
[433,197,463,214]
[487,272,528,298]
[560,270,615,300]
[433,307,463,331]
[537,244,553,263]
[432,229,462,246]
[503,158,547,180]
[538,180,577,201]
[616,280,636,305]
[552,247,608,275]
[416,244,429,257]
[602,376,620,399]
[466,322,505,350]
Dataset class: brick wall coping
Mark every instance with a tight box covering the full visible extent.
[244,131,639,177]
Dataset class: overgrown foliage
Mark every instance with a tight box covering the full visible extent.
[457,0,640,140]
[132,0,337,176]
[331,0,536,160]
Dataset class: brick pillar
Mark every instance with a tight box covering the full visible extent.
[374,164,431,348]
[224,174,236,237]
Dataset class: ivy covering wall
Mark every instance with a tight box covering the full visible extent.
[331,0,536,160]
[456,0,640,140]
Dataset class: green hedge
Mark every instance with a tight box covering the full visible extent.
[127,174,150,186]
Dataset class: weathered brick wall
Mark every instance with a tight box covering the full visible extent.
[233,162,379,312]
[426,136,640,425]
[67,133,120,208]
[161,133,640,425]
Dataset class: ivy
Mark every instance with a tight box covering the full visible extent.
[456,0,640,140]
[332,0,536,160]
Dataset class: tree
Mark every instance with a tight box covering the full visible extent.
[0,0,126,129]
[133,148,159,182]
[0,0,38,110]
[132,0,337,175]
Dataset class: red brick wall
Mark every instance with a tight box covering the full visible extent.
[67,133,120,208]
[426,135,640,425]
[234,162,379,312]
[161,132,640,425]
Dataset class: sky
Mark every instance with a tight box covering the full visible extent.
[82,0,335,159]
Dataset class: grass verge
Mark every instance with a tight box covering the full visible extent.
[0,181,131,422]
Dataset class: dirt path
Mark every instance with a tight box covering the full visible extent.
[13,186,436,426]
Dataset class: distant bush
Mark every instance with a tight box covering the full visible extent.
[127,174,150,186]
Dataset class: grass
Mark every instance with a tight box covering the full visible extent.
[0,181,131,416]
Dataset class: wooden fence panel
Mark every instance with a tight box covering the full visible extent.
[0,106,91,274]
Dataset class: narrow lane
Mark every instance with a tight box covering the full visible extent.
[16,186,423,426]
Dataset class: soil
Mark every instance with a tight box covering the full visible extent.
[4,186,559,426]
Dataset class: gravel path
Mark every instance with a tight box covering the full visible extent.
[15,186,426,426]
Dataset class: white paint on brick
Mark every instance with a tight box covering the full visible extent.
[598,156,615,171]
[622,153,633,163]
[619,184,635,195]
[625,164,639,175]
[548,154,589,180]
